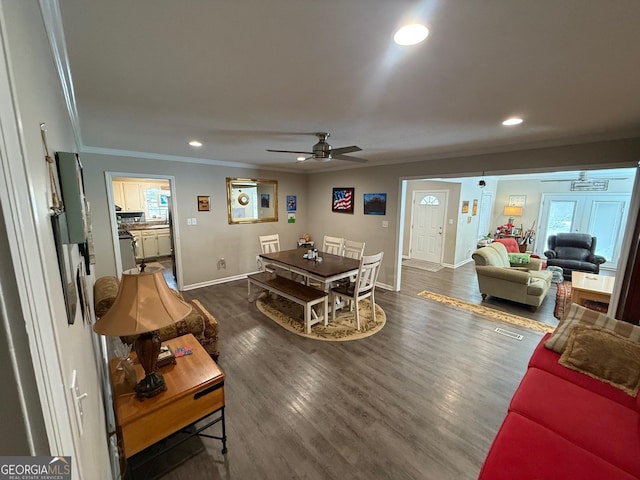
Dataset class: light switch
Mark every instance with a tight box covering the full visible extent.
[191,218,197,225]
[382,221,389,228]
[70,370,88,436]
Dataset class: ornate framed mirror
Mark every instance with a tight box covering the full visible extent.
[226,178,278,224]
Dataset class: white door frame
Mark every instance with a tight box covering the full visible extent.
[105,172,183,289]
[0,4,75,457]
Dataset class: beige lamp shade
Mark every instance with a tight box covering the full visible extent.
[93,267,191,336]
[503,205,523,217]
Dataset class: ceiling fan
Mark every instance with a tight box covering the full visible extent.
[267,132,367,163]
[540,171,629,182]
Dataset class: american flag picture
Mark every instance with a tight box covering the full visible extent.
[332,187,354,213]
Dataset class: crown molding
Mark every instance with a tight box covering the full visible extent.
[39,0,81,149]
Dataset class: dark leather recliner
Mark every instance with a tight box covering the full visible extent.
[544,233,606,280]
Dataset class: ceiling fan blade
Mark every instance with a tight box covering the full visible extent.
[331,145,362,155]
[540,179,573,182]
[332,153,368,163]
[266,149,314,155]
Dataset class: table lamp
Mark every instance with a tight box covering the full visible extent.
[503,205,523,224]
[93,266,191,398]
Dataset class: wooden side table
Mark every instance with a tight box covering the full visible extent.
[109,333,227,463]
[570,272,615,308]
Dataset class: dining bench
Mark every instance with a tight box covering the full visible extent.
[247,272,328,333]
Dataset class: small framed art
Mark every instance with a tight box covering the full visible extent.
[363,193,387,215]
[197,195,210,211]
[461,200,470,214]
[332,188,354,214]
[286,195,297,212]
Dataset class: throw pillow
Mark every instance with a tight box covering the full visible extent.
[559,325,640,396]
[508,253,531,264]
[545,303,640,354]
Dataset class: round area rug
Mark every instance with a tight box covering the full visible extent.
[255,293,386,341]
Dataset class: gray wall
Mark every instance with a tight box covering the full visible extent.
[309,138,640,289]
[83,138,639,291]
[81,152,309,286]
[1,1,111,476]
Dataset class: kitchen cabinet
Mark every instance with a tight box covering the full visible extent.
[142,231,159,259]
[112,180,146,212]
[132,231,144,260]
[113,181,126,210]
[157,229,172,256]
[134,228,171,259]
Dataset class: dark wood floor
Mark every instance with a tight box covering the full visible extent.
[135,262,560,480]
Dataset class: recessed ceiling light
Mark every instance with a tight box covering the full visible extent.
[189,140,203,147]
[502,117,524,126]
[296,156,306,162]
[393,24,430,46]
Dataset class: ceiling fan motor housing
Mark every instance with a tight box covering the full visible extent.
[313,133,332,160]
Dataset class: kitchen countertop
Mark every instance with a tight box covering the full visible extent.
[119,223,170,231]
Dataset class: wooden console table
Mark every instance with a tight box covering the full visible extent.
[109,333,226,464]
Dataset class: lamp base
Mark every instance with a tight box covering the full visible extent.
[134,331,166,399]
[135,372,167,398]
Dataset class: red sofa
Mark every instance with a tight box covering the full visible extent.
[478,332,640,480]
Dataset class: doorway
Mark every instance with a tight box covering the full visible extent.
[107,173,180,289]
[409,190,448,263]
[538,193,631,271]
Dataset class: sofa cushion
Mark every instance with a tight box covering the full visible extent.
[559,326,640,396]
[478,412,637,480]
[545,303,640,354]
[509,367,640,477]
[529,333,637,409]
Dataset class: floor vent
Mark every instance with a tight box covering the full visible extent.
[494,328,523,341]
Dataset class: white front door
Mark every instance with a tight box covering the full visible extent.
[410,190,447,263]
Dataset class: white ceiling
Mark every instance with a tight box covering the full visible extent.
[58,0,640,172]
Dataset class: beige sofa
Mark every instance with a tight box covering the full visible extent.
[94,276,220,361]
[472,242,553,311]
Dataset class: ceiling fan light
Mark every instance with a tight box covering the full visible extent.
[394,24,429,46]
[502,117,523,126]
[188,140,203,147]
[296,156,306,162]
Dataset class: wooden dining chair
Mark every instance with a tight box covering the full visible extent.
[258,234,280,272]
[322,236,345,256]
[343,240,365,260]
[330,251,384,331]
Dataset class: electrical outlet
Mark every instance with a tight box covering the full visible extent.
[218,258,226,269]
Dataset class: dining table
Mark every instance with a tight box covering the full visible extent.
[258,248,360,291]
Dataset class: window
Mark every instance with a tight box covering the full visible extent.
[420,195,440,206]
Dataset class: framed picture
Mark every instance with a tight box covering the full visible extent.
[512,227,522,236]
[363,193,387,215]
[286,195,297,212]
[461,200,470,214]
[197,195,210,211]
[51,213,77,325]
[509,195,526,207]
[472,199,478,216]
[261,193,270,208]
[332,187,354,214]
